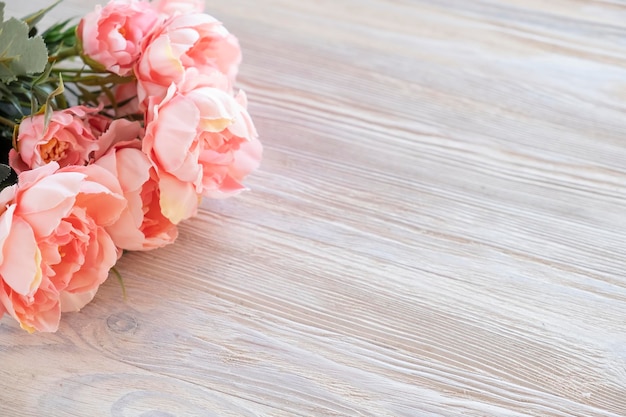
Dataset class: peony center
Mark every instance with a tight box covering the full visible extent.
[40,138,70,163]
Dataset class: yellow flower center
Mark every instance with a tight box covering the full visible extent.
[39,138,69,163]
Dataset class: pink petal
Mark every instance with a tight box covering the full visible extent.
[150,94,200,176]
[158,172,199,224]
[0,216,42,296]
[17,172,85,237]
[60,288,98,313]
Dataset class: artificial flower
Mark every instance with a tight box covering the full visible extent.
[9,106,102,174]
[142,84,261,223]
[0,162,126,332]
[0,0,260,332]
[93,119,178,250]
[78,0,161,76]
[135,12,241,104]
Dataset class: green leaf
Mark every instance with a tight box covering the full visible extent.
[31,62,54,86]
[0,163,16,191]
[0,16,48,82]
[21,0,63,30]
[43,20,77,55]
[0,82,23,114]
[42,74,64,126]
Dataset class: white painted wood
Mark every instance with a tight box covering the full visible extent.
[2,0,626,415]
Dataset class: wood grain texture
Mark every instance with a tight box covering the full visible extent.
[2,0,626,416]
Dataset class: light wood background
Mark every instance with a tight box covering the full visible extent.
[2,0,626,416]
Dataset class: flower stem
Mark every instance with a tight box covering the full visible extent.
[49,44,80,62]
[0,116,16,129]
[111,267,127,300]
[51,68,100,74]
[62,74,134,86]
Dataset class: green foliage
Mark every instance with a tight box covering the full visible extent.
[0,0,140,183]
[0,2,48,83]
[41,11,79,63]
[20,0,62,31]
[42,74,65,127]
[0,162,15,186]
[0,0,131,164]
[0,1,79,129]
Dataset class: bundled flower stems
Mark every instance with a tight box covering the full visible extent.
[0,0,262,332]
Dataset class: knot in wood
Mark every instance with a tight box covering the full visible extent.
[106,312,138,334]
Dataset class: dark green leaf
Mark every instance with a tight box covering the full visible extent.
[0,163,16,190]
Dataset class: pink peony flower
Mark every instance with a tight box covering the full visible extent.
[151,0,205,16]
[188,88,262,199]
[93,119,178,250]
[135,12,241,104]
[9,106,103,174]
[0,162,126,332]
[142,84,261,224]
[78,0,161,76]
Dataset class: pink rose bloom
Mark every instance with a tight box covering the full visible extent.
[9,106,102,174]
[142,85,261,224]
[93,119,178,250]
[78,0,161,76]
[0,163,126,332]
[135,12,241,104]
[152,0,205,15]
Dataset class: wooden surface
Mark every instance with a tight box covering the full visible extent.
[2,0,626,416]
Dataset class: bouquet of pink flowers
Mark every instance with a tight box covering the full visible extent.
[0,0,262,332]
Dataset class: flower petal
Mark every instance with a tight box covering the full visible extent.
[0,216,42,296]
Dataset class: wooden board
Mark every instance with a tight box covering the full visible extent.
[1,0,626,415]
